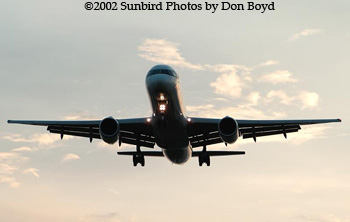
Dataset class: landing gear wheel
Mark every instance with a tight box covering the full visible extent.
[133,154,145,167]
[198,154,210,166]
[140,155,145,167]
[133,155,137,166]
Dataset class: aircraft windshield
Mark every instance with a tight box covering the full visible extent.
[147,69,178,77]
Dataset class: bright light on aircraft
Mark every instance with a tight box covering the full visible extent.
[159,104,166,111]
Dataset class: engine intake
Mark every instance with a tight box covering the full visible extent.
[99,117,120,144]
[218,116,239,144]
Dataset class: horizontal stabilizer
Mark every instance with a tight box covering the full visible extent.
[117,151,163,157]
[192,151,245,156]
[117,150,245,157]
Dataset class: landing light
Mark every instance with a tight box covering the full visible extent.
[159,104,166,111]
[187,117,191,122]
[146,118,151,123]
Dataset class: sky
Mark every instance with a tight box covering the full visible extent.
[0,0,349,221]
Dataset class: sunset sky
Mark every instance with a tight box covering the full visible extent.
[1,0,349,221]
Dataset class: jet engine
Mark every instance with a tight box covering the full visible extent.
[99,117,120,144]
[218,116,239,144]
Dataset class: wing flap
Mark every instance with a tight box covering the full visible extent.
[239,124,301,134]
[48,126,100,134]
[49,129,101,139]
[188,131,220,143]
[120,138,155,148]
[191,137,223,148]
[243,128,299,139]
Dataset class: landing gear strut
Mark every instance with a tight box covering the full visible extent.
[198,145,210,166]
[133,140,145,167]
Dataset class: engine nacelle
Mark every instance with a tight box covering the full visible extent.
[218,116,239,144]
[99,117,120,144]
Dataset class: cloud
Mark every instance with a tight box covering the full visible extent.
[265,90,320,109]
[212,97,229,102]
[296,214,349,222]
[261,70,297,84]
[0,152,20,160]
[290,29,323,41]
[11,146,33,152]
[82,212,120,222]
[0,164,18,175]
[64,115,85,120]
[186,104,215,113]
[246,92,261,106]
[209,64,252,98]
[89,212,119,219]
[63,111,100,120]
[108,188,120,195]
[187,104,285,119]
[0,177,20,188]
[0,152,28,163]
[138,39,203,70]
[2,133,61,145]
[23,168,40,178]
[266,90,295,105]
[62,153,80,162]
[299,91,319,109]
[0,152,29,188]
[210,73,244,98]
[260,60,279,66]
[288,125,329,145]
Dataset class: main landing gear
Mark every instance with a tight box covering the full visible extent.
[133,154,145,167]
[133,144,145,167]
[198,145,210,166]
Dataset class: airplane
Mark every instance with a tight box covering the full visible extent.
[8,65,341,167]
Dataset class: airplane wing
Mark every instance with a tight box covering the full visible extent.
[7,118,155,148]
[8,117,341,149]
[187,117,341,147]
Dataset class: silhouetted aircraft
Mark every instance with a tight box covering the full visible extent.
[8,65,341,166]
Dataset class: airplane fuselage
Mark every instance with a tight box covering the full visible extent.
[145,65,191,164]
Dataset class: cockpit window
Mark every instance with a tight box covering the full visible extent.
[147,69,177,77]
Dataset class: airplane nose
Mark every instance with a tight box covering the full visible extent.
[146,74,176,94]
